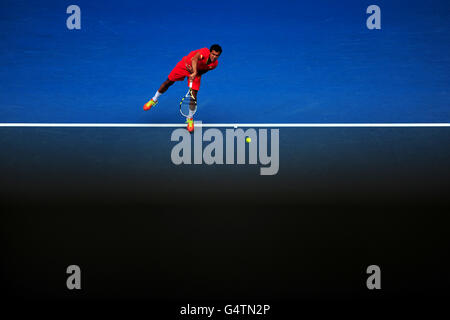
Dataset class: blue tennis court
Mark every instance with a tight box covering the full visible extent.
[1,0,449,124]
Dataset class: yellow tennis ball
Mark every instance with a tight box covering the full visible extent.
[246,137,251,143]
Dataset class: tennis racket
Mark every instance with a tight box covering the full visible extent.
[179,80,197,119]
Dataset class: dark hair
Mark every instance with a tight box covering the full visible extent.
[210,44,222,54]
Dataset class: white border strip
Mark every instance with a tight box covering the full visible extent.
[0,123,449,128]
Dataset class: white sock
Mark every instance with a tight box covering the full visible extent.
[152,91,162,101]
[188,109,195,118]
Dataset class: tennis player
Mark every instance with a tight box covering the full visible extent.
[143,44,222,131]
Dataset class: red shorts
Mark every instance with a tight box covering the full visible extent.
[168,61,201,91]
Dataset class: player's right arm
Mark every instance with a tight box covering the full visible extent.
[189,52,202,81]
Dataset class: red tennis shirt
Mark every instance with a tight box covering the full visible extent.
[182,48,218,71]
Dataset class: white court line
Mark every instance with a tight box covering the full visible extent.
[0,123,449,128]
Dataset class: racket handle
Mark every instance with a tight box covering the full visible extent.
[189,81,193,88]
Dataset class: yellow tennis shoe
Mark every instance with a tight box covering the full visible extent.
[143,98,158,111]
[186,117,194,133]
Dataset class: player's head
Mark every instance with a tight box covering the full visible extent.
[209,44,222,62]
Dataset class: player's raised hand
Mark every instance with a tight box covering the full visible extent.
[189,72,197,81]
[185,63,193,73]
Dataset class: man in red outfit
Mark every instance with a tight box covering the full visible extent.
[143,44,222,131]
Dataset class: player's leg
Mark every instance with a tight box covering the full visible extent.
[188,76,200,118]
[143,79,174,111]
[191,76,201,96]
[188,89,198,118]
[143,62,188,111]
[158,79,175,94]
[186,79,200,133]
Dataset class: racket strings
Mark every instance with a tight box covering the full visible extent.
[180,90,197,118]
